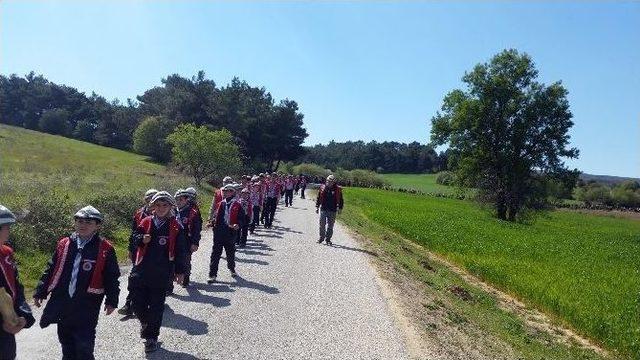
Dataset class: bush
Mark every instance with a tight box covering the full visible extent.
[39,108,71,136]
[436,171,456,186]
[348,169,388,188]
[292,163,331,180]
[132,116,175,162]
[611,187,640,208]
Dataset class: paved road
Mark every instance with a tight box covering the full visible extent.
[17,197,409,359]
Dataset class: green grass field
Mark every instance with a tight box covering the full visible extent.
[382,173,474,198]
[344,187,640,359]
[0,124,212,289]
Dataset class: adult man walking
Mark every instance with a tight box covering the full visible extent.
[315,175,344,245]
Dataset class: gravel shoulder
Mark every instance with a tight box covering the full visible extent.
[16,197,409,360]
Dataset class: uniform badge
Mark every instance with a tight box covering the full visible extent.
[159,236,168,245]
[82,261,93,271]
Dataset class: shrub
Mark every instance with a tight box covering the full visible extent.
[436,171,456,186]
[349,169,388,188]
[132,116,175,163]
[292,163,331,180]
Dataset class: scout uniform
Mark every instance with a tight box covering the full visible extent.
[208,185,241,284]
[175,188,202,287]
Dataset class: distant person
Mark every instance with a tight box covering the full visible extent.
[249,177,263,234]
[208,185,241,283]
[284,175,295,207]
[128,192,187,353]
[175,187,202,288]
[119,188,157,317]
[237,188,252,247]
[315,175,344,245]
[207,176,234,228]
[0,205,35,360]
[33,206,120,360]
[299,175,307,199]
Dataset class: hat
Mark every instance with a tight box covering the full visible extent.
[184,187,197,197]
[222,176,233,185]
[251,176,259,182]
[241,188,250,194]
[151,191,177,206]
[327,174,336,182]
[221,184,236,192]
[174,188,185,198]
[74,206,103,223]
[176,187,197,199]
[233,183,244,190]
[144,189,159,201]
[0,205,17,226]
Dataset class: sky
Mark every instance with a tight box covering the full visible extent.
[1,1,638,177]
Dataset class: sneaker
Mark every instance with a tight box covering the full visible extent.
[317,238,324,244]
[230,270,238,277]
[117,304,133,316]
[326,240,333,246]
[207,276,217,284]
[144,339,158,353]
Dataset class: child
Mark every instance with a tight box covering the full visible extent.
[34,206,120,360]
[249,178,263,234]
[128,191,187,353]
[208,185,241,284]
[175,188,202,287]
[119,188,158,316]
[0,205,35,360]
[237,188,252,247]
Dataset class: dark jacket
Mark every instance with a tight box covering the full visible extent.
[178,204,203,247]
[34,234,120,328]
[129,206,152,254]
[316,184,344,212]
[214,198,243,242]
[128,216,188,289]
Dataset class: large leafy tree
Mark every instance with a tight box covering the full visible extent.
[132,116,176,163]
[166,124,242,186]
[430,49,579,221]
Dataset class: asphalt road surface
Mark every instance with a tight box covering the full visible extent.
[17,197,409,359]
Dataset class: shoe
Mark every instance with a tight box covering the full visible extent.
[117,304,133,316]
[326,240,333,246]
[317,239,324,244]
[144,339,158,353]
[207,276,217,284]
[230,270,238,277]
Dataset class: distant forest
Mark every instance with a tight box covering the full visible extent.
[300,141,447,174]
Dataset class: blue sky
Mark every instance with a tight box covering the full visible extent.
[1,1,638,177]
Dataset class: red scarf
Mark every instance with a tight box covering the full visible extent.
[0,245,17,303]
[46,236,113,295]
[135,216,180,265]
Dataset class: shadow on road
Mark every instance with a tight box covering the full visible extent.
[146,343,202,360]
[216,275,280,295]
[224,256,269,266]
[271,225,303,234]
[163,305,209,336]
[329,243,379,257]
[170,286,232,307]
[234,249,273,257]
[190,281,235,293]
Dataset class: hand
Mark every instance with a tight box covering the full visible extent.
[33,298,43,308]
[2,317,26,334]
[174,273,185,285]
[104,305,115,315]
[315,208,319,214]
[190,244,199,252]
[142,234,151,244]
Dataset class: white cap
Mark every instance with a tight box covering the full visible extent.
[0,205,17,226]
[74,206,103,222]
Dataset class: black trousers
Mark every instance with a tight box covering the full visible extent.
[209,233,236,277]
[264,197,277,226]
[130,286,167,341]
[284,190,294,206]
[0,332,16,360]
[57,320,97,360]
[250,205,260,232]
[300,186,306,199]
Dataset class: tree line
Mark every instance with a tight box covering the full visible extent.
[300,140,447,173]
[0,71,307,172]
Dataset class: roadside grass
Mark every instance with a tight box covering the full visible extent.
[0,124,213,290]
[382,173,474,198]
[342,187,640,359]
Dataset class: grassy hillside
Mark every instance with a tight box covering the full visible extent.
[0,124,212,289]
[343,187,640,359]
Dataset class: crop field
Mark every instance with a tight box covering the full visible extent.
[344,187,640,359]
[382,173,474,197]
[0,124,211,289]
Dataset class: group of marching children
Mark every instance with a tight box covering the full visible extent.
[0,172,311,359]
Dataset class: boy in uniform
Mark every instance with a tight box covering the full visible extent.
[0,205,35,360]
[128,191,187,353]
[33,206,120,360]
[119,188,158,316]
[208,185,241,284]
[236,188,252,247]
[175,188,202,287]
[249,177,263,234]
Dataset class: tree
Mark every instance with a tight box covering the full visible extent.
[132,116,175,162]
[38,108,70,135]
[166,124,242,186]
[430,49,579,221]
